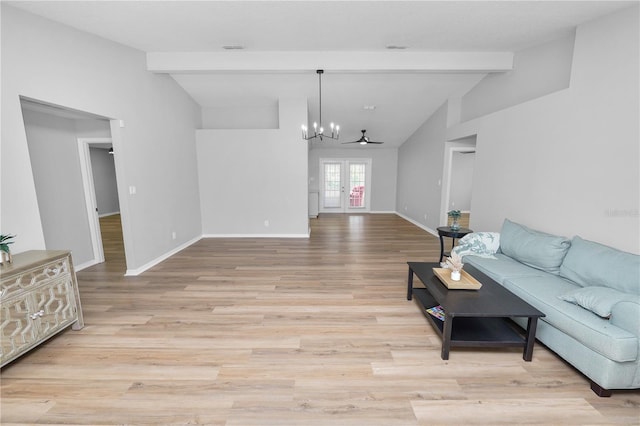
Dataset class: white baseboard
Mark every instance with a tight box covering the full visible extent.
[98,211,120,218]
[125,231,312,276]
[125,235,202,276]
[202,233,310,238]
[122,214,438,277]
[316,210,396,215]
[395,212,439,237]
[122,214,439,277]
[74,258,102,271]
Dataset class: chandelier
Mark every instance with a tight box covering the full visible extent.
[301,70,339,141]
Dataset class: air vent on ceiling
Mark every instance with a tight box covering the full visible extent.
[222,45,245,50]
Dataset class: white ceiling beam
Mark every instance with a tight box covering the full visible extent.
[146,51,513,73]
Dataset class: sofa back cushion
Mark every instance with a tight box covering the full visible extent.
[499,219,571,274]
[560,236,640,295]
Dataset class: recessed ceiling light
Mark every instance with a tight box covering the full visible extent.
[386,45,408,50]
[222,45,245,50]
[363,105,376,110]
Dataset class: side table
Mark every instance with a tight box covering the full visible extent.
[437,226,473,263]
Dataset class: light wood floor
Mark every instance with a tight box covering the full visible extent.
[1,214,638,425]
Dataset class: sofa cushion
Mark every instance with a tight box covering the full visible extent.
[503,275,638,362]
[558,286,633,318]
[560,236,640,295]
[463,253,544,284]
[499,219,571,275]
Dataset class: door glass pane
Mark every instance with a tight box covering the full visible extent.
[349,163,366,208]
[323,163,341,208]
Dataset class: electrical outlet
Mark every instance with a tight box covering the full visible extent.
[264,220,269,227]
[172,231,177,240]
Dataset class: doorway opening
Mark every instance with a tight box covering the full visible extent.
[441,137,476,228]
[78,137,125,268]
[20,97,128,272]
[319,158,372,213]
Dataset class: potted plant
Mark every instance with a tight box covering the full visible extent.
[447,209,461,230]
[0,234,15,264]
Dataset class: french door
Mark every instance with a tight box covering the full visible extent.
[319,159,372,213]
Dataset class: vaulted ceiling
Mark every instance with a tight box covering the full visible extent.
[9,1,635,147]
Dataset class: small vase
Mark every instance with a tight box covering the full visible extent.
[0,251,12,265]
[451,270,461,281]
[450,217,460,231]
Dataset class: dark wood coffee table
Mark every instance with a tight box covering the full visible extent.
[407,262,545,361]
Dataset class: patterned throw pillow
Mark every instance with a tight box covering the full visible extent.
[452,232,500,259]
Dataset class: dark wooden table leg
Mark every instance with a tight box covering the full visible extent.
[439,235,445,263]
[523,317,538,361]
[407,267,414,300]
[441,314,452,360]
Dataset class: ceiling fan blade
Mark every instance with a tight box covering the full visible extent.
[341,140,385,145]
[341,130,384,145]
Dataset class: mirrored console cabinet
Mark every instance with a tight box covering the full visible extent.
[1,250,84,367]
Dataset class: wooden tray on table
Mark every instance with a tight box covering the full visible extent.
[432,268,482,290]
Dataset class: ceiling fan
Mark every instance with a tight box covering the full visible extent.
[342,130,384,145]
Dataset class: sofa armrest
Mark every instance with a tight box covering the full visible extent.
[610,300,640,337]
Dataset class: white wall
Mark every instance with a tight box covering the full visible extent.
[449,151,474,212]
[22,109,95,265]
[1,5,203,271]
[461,32,575,122]
[197,99,309,236]
[308,147,398,212]
[396,103,448,232]
[90,147,120,216]
[449,6,639,253]
[75,118,112,139]
[202,105,279,129]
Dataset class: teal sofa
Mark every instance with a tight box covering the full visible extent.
[460,219,640,397]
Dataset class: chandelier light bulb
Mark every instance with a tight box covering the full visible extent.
[313,122,317,130]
